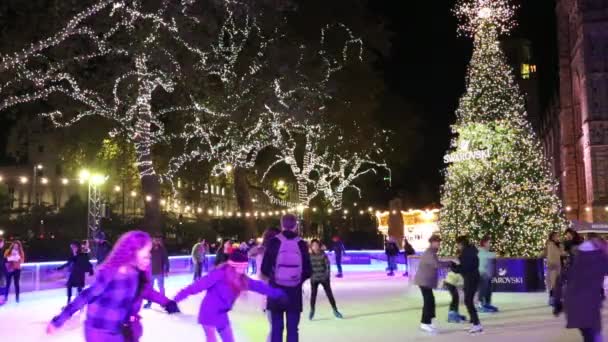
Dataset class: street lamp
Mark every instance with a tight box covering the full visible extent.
[114,185,121,192]
[61,178,69,185]
[33,164,43,206]
[40,177,49,185]
[79,170,107,240]
[19,176,28,184]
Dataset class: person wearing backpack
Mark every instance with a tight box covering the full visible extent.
[262,214,312,342]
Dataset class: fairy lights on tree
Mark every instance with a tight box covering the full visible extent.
[440,0,567,257]
[0,0,223,233]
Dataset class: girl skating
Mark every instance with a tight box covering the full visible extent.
[47,231,179,342]
[173,249,286,342]
[309,239,343,320]
[4,240,25,303]
[56,241,94,306]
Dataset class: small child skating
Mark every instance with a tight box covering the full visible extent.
[309,239,343,320]
[444,269,467,323]
[174,250,286,342]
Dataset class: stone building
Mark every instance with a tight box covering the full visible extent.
[541,0,608,222]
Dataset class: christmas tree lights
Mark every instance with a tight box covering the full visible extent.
[440,0,567,257]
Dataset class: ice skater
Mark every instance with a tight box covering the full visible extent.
[554,233,608,342]
[402,237,416,277]
[144,236,169,309]
[331,236,346,278]
[452,235,483,334]
[309,239,343,320]
[47,231,179,342]
[414,235,443,334]
[56,241,94,306]
[444,266,467,323]
[542,231,564,306]
[173,249,286,342]
[385,237,399,276]
[4,240,25,303]
[477,235,498,312]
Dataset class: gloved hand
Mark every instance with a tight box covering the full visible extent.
[164,300,180,314]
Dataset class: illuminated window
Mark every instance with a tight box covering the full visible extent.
[521,63,530,79]
[530,64,537,73]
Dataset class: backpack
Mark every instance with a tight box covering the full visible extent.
[274,234,303,287]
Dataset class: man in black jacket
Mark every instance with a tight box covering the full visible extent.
[262,214,312,342]
[453,235,483,334]
[94,231,111,266]
[144,236,170,309]
[0,238,6,305]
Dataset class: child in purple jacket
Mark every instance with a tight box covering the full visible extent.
[174,249,286,342]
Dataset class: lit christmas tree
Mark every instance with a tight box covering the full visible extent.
[439,0,567,257]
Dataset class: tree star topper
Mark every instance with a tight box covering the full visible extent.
[454,0,517,37]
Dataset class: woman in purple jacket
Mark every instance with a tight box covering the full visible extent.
[174,249,285,342]
[46,231,179,342]
[554,234,608,342]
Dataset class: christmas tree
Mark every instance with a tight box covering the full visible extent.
[439,0,567,257]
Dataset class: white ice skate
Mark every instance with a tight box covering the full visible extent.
[420,324,438,335]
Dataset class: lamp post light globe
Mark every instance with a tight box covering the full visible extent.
[40,177,49,185]
[114,185,121,192]
[36,164,43,170]
[130,191,137,197]
[145,195,152,202]
[277,180,285,187]
[19,176,28,184]
[61,178,69,185]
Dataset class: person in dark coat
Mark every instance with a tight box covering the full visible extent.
[554,234,608,342]
[215,239,233,266]
[94,231,111,266]
[385,237,399,276]
[452,235,482,334]
[144,237,170,309]
[57,241,94,305]
[331,236,346,278]
[402,237,416,277]
[0,238,6,305]
[262,214,312,342]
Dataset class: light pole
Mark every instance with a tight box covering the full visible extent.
[80,170,107,240]
[32,164,43,206]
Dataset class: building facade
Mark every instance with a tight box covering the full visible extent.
[548,0,608,222]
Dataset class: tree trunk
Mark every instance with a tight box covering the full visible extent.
[140,174,161,235]
[234,167,256,239]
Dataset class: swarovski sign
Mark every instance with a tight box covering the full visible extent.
[444,140,490,163]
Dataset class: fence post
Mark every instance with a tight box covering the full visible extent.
[35,264,41,291]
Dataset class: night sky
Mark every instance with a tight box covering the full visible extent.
[0,0,558,208]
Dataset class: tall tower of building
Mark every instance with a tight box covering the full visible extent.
[555,0,608,222]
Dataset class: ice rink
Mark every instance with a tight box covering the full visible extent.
[0,265,602,341]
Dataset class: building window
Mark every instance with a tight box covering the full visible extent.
[38,145,44,153]
[521,63,537,79]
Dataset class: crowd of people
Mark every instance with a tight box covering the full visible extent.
[1,218,607,341]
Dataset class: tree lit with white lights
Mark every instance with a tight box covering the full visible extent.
[440,0,567,257]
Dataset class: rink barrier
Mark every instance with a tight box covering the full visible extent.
[11,250,391,293]
[9,251,545,293]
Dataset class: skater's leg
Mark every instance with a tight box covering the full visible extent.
[464,276,480,325]
[446,283,459,312]
[67,285,73,305]
[310,281,320,319]
[270,311,285,342]
[218,323,235,342]
[203,325,218,342]
[321,280,338,310]
[13,269,20,302]
[285,310,301,342]
[419,286,434,324]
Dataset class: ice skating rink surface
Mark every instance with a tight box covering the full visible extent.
[0,266,602,341]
